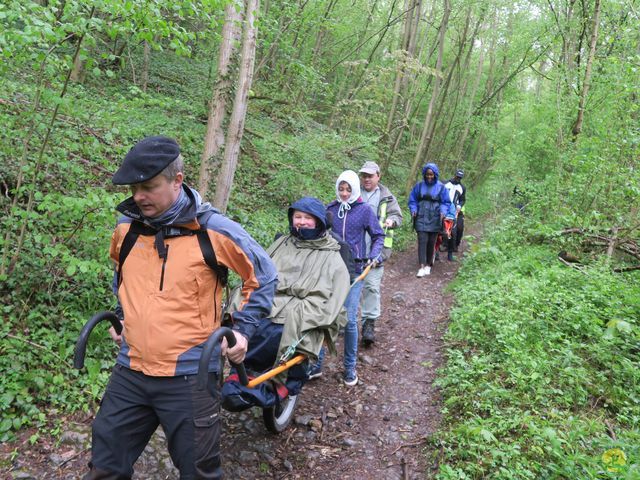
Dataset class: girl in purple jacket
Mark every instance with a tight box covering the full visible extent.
[312,170,384,386]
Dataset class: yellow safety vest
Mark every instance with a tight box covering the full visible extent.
[379,201,394,249]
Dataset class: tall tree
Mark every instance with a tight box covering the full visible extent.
[383,0,421,151]
[213,0,260,212]
[199,0,243,199]
[571,0,601,137]
[405,0,450,193]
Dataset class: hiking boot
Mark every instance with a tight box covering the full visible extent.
[435,252,440,261]
[343,370,358,386]
[362,320,376,347]
[308,364,323,380]
[447,252,456,262]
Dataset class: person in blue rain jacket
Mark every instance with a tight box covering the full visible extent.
[407,162,451,277]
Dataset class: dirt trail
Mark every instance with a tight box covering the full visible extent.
[1,243,462,480]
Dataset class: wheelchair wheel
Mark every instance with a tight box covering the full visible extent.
[263,394,300,434]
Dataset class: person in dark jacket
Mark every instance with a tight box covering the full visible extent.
[443,169,466,259]
[85,136,277,480]
[311,170,384,386]
[407,163,451,277]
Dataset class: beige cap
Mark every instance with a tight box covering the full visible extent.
[359,161,380,175]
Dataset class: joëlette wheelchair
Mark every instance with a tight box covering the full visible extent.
[74,312,307,434]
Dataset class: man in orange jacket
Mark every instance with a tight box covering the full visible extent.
[85,136,277,479]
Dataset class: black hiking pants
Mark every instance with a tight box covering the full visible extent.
[417,231,438,266]
[455,213,464,250]
[85,364,221,480]
[447,220,457,254]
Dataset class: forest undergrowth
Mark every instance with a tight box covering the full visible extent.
[1,1,639,478]
[434,190,639,479]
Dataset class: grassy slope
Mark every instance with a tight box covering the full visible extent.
[434,193,640,479]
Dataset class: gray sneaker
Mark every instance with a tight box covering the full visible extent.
[308,364,323,380]
[343,371,358,386]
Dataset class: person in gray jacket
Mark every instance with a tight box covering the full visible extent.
[358,161,403,346]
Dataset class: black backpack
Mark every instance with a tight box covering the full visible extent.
[116,209,229,288]
[329,230,357,282]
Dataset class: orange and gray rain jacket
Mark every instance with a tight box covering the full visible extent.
[110,185,277,377]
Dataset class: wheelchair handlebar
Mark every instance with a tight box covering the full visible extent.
[74,313,248,391]
[73,311,122,370]
[197,327,249,390]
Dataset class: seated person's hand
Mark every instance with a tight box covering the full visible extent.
[384,218,394,228]
[221,330,249,364]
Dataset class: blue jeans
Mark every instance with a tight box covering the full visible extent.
[317,281,364,374]
[343,280,364,373]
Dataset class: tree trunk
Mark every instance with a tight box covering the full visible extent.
[380,0,431,173]
[69,42,84,83]
[405,0,450,194]
[571,0,601,137]
[142,41,150,92]
[199,0,243,198]
[453,43,484,159]
[384,0,418,147]
[213,0,260,213]
[423,8,472,169]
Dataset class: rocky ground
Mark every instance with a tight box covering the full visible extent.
[2,242,463,480]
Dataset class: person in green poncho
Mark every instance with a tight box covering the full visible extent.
[267,196,351,365]
[226,196,350,384]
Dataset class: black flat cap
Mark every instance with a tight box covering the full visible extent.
[112,136,181,185]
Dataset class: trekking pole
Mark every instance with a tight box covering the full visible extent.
[351,253,380,287]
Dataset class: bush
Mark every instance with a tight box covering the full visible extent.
[435,214,640,479]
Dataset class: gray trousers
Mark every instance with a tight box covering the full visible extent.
[360,265,384,323]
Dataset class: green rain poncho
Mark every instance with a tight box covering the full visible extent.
[266,232,350,363]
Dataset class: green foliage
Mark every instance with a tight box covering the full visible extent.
[0,312,117,442]
[0,23,399,440]
[435,207,640,478]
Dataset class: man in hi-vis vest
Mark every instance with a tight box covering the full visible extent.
[358,161,404,347]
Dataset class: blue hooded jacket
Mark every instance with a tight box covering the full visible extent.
[407,163,452,232]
